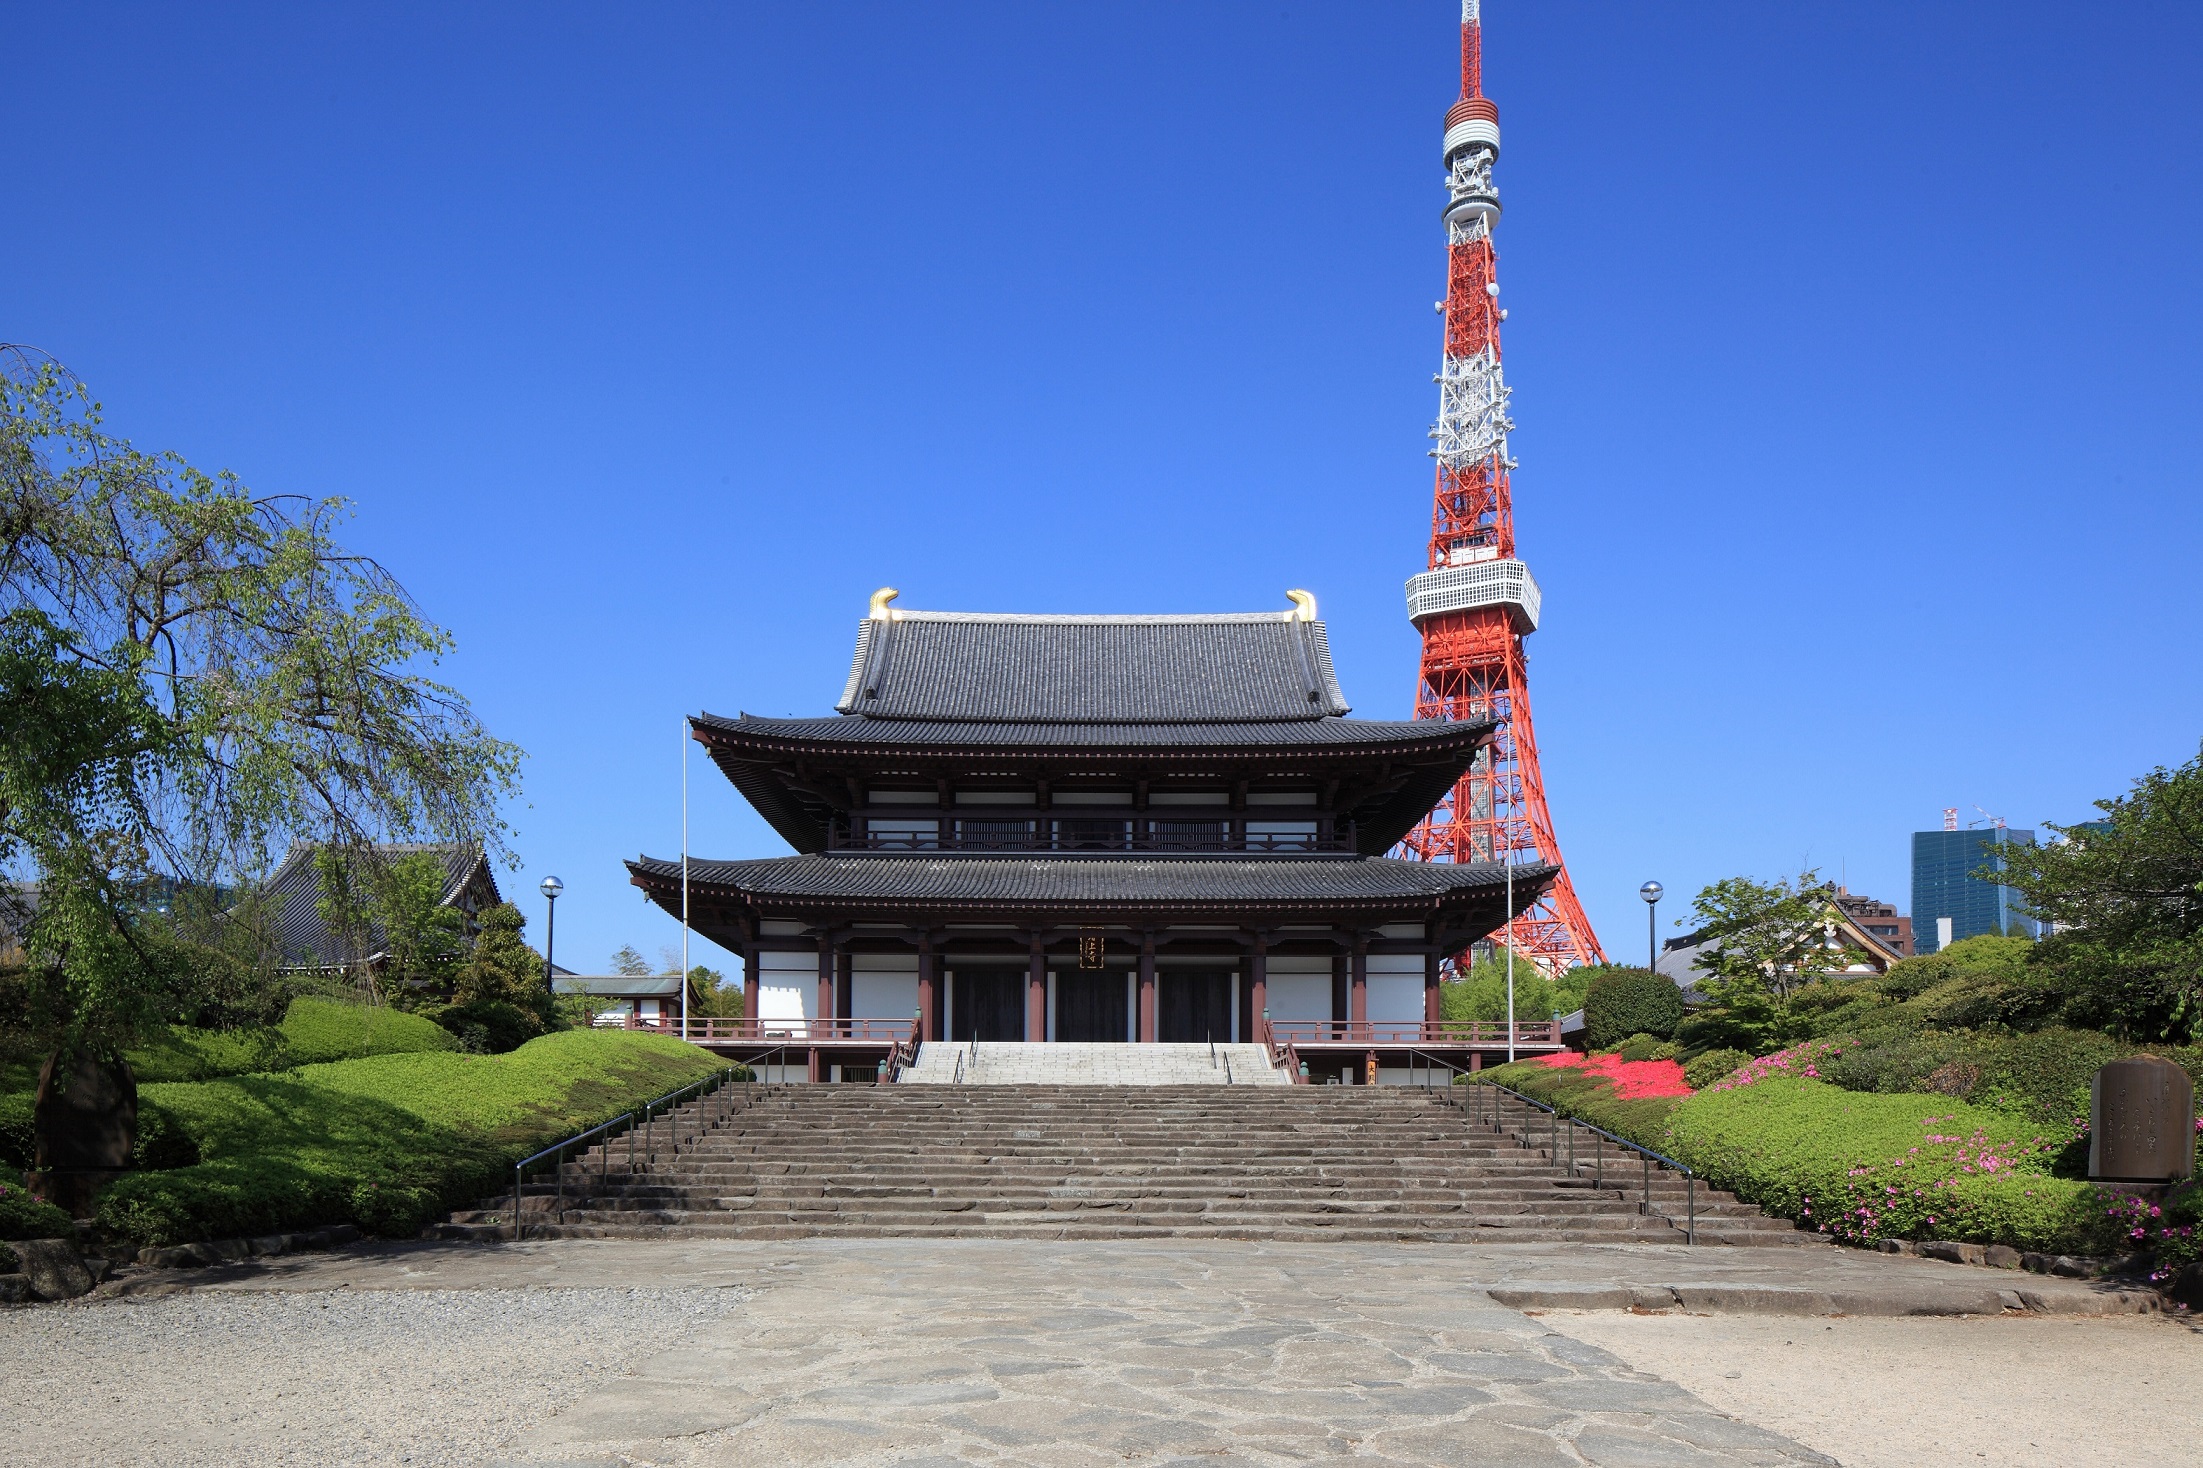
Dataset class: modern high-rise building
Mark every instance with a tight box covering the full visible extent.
[1910,826,2037,953]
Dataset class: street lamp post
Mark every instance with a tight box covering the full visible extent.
[1638,881,1664,973]
[540,875,564,998]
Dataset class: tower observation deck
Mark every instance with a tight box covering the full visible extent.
[1398,1,1605,970]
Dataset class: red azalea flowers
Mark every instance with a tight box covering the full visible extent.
[1533,1051,1692,1100]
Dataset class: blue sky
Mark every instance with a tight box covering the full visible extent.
[8,3,2199,974]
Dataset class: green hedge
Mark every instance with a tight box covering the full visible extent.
[0,1173,74,1242]
[92,1030,728,1249]
[1661,1075,2114,1252]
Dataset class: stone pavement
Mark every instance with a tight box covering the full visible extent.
[898,1041,1288,1084]
[41,1235,2165,1467]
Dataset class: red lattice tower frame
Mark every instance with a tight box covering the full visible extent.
[1399,2,1604,969]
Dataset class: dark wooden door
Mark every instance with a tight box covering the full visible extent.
[951,969,1025,1042]
[1159,970,1233,1043]
[1055,971,1127,1042]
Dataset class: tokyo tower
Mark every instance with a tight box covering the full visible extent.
[1399,0,1605,969]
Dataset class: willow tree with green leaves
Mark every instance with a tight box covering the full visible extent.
[0,347,520,1174]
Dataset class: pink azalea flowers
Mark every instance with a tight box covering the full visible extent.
[1532,1051,1693,1100]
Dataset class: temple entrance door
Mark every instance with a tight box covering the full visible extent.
[1055,970,1128,1042]
[950,969,1025,1042]
[1159,970,1233,1043]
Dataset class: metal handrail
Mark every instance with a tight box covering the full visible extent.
[1399,1046,1471,1089]
[1463,1079,1697,1244]
[508,1063,748,1241]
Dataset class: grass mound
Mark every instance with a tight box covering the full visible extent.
[126,997,459,1083]
[93,1030,727,1248]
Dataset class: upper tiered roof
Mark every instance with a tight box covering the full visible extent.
[834,605,1350,723]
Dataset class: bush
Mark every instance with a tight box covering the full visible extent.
[1661,1074,2113,1252]
[91,1030,727,1248]
[1683,1048,1750,1090]
[0,1091,30,1171]
[427,999,544,1054]
[1583,968,1685,1049]
[0,1174,74,1241]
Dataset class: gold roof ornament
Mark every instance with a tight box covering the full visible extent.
[1285,589,1317,622]
[868,587,900,621]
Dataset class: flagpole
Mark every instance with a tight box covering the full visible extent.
[681,715,690,1039]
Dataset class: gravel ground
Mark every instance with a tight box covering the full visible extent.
[1543,1310,2203,1468]
[0,1286,746,1468]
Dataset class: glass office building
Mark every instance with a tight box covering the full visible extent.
[1910,827,2037,953]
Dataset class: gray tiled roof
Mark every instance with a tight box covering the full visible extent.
[698,712,1478,750]
[833,611,1351,723]
[262,842,498,970]
[630,853,1550,911]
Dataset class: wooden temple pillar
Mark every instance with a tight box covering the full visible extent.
[1423,949,1441,1027]
[1137,931,1157,1043]
[836,949,854,1021]
[1026,932,1047,1042]
[1246,930,1269,1043]
[1349,934,1369,1037]
[815,933,836,1036]
[742,947,760,1023]
[917,935,938,1044]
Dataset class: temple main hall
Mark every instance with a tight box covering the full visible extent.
[627,591,1562,1083]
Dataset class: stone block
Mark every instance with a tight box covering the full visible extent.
[1920,1240,1986,1265]
[1984,1244,2022,1269]
[12,1238,95,1300]
[0,1274,28,1304]
[248,1234,292,1256]
[1874,1238,1917,1255]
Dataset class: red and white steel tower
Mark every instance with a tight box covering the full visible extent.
[1400,1,1605,969]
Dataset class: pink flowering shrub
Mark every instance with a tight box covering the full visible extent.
[2106,1178,2202,1285]
[1700,1039,1850,1092]
[1661,1073,2116,1253]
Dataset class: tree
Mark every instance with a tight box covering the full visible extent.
[451,904,546,1014]
[1687,870,1870,1004]
[1439,953,1590,1027]
[1997,744,2203,1042]
[610,944,652,977]
[0,349,520,1180]
[688,964,744,1018]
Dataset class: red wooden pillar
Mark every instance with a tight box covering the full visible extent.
[1026,933,1047,1042]
[816,935,835,1037]
[1248,931,1269,1043]
[1349,935,1369,1036]
[1423,949,1441,1029]
[836,950,853,1022]
[742,947,760,1024]
[1137,931,1157,1043]
[917,937,937,1044]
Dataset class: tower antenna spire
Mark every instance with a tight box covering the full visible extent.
[1401,1,1606,972]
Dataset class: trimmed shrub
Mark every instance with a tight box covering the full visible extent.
[0,1174,73,1242]
[92,1030,726,1248]
[1661,1074,2113,1252]
[1683,1048,1750,1091]
[1614,1034,1678,1062]
[1583,968,1686,1049]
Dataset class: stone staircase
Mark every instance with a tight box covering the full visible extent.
[897,1040,1288,1085]
[440,1083,1813,1247]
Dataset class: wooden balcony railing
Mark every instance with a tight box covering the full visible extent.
[618,1014,920,1047]
[1264,1019,1565,1048]
[826,816,1357,856]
